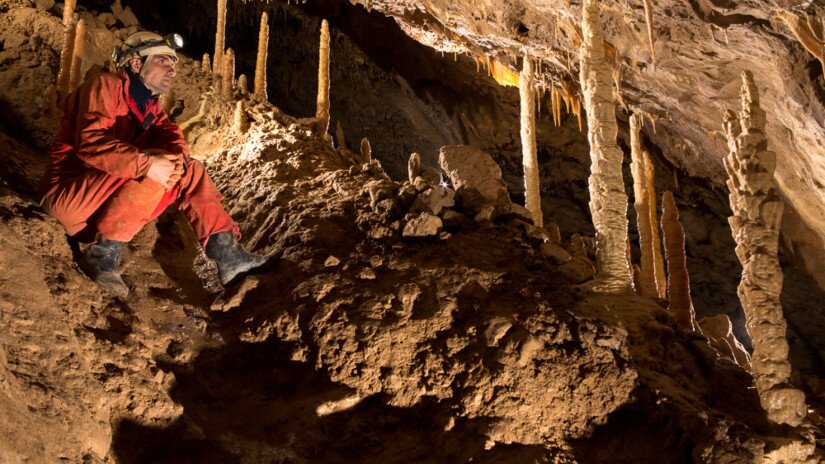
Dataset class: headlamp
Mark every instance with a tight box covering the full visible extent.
[112,33,184,65]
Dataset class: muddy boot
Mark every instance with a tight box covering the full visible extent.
[79,236,129,297]
[205,230,275,286]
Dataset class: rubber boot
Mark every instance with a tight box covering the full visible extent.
[205,231,275,286]
[79,236,129,297]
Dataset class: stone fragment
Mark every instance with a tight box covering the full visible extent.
[442,210,472,230]
[403,213,442,237]
[211,276,260,312]
[494,203,534,224]
[408,152,421,183]
[545,223,562,244]
[396,183,417,209]
[410,185,455,215]
[484,318,513,347]
[474,205,495,224]
[698,314,750,369]
[439,145,511,214]
[113,5,139,27]
[35,0,55,11]
[324,256,340,267]
[558,257,596,284]
[540,242,572,265]
[420,167,442,184]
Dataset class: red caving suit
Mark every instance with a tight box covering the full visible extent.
[38,69,238,247]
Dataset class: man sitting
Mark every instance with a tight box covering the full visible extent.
[39,31,271,297]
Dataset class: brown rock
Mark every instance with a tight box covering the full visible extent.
[439,145,511,214]
[540,241,572,265]
[403,213,442,237]
[558,256,596,284]
[410,185,455,215]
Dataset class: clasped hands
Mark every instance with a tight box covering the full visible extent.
[145,149,185,190]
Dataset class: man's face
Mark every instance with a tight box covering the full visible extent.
[132,54,177,94]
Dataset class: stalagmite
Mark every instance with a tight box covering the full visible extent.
[237,74,248,94]
[213,0,227,75]
[316,19,331,134]
[335,121,347,150]
[642,0,655,62]
[254,11,269,100]
[202,53,211,73]
[723,70,807,426]
[68,19,86,90]
[579,0,633,292]
[222,48,235,99]
[232,101,249,134]
[661,191,696,331]
[56,18,76,99]
[360,138,372,164]
[630,114,657,298]
[62,0,76,26]
[408,152,421,183]
[519,56,543,228]
[646,150,667,298]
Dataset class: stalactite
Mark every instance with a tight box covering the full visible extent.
[580,0,633,292]
[222,48,235,100]
[775,10,825,71]
[723,70,807,427]
[254,11,269,100]
[335,121,347,150]
[661,191,696,331]
[56,18,76,100]
[316,19,331,134]
[630,114,656,298]
[68,19,86,91]
[520,55,543,228]
[360,137,371,164]
[237,74,248,93]
[408,152,421,183]
[213,0,227,75]
[232,100,249,134]
[645,150,666,299]
[642,0,655,62]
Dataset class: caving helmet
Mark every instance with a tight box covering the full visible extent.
[113,30,183,68]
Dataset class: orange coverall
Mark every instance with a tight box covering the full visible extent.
[38,70,238,246]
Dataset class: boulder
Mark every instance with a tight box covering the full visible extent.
[403,213,442,237]
[439,145,511,214]
[411,185,455,215]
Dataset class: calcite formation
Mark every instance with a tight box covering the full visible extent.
[56,17,76,99]
[407,152,420,183]
[629,114,657,298]
[519,56,542,228]
[68,18,85,90]
[360,137,372,163]
[661,191,696,332]
[222,48,235,99]
[723,71,807,427]
[316,19,331,134]
[579,0,632,293]
[213,0,227,76]
[254,11,269,100]
[645,150,666,299]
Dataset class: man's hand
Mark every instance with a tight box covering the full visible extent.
[146,152,184,190]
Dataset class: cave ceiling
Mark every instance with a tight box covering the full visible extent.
[342,0,825,285]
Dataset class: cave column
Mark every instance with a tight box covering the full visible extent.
[316,19,331,135]
[630,114,657,297]
[520,56,543,228]
[723,70,806,426]
[213,0,227,77]
[254,11,269,100]
[579,0,633,293]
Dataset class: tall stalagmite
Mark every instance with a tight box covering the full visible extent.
[723,70,807,426]
[222,48,235,100]
[213,0,227,76]
[630,114,656,297]
[520,56,543,228]
[62,0,76,25]
[254,11,269,100]
[316,19,331,134]
[68,19,86,90]
[646,151,666,298]
[56,18,76,99]
[360,138,371,164]
[661,191,696,331]
[580,0,633,292]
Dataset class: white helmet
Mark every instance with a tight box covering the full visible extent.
[115,31,183,68]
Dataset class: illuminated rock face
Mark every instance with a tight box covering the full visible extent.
[723,70,806,427]
[579,0,632,294]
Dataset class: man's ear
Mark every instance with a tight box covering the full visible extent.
[128,56,143,74]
